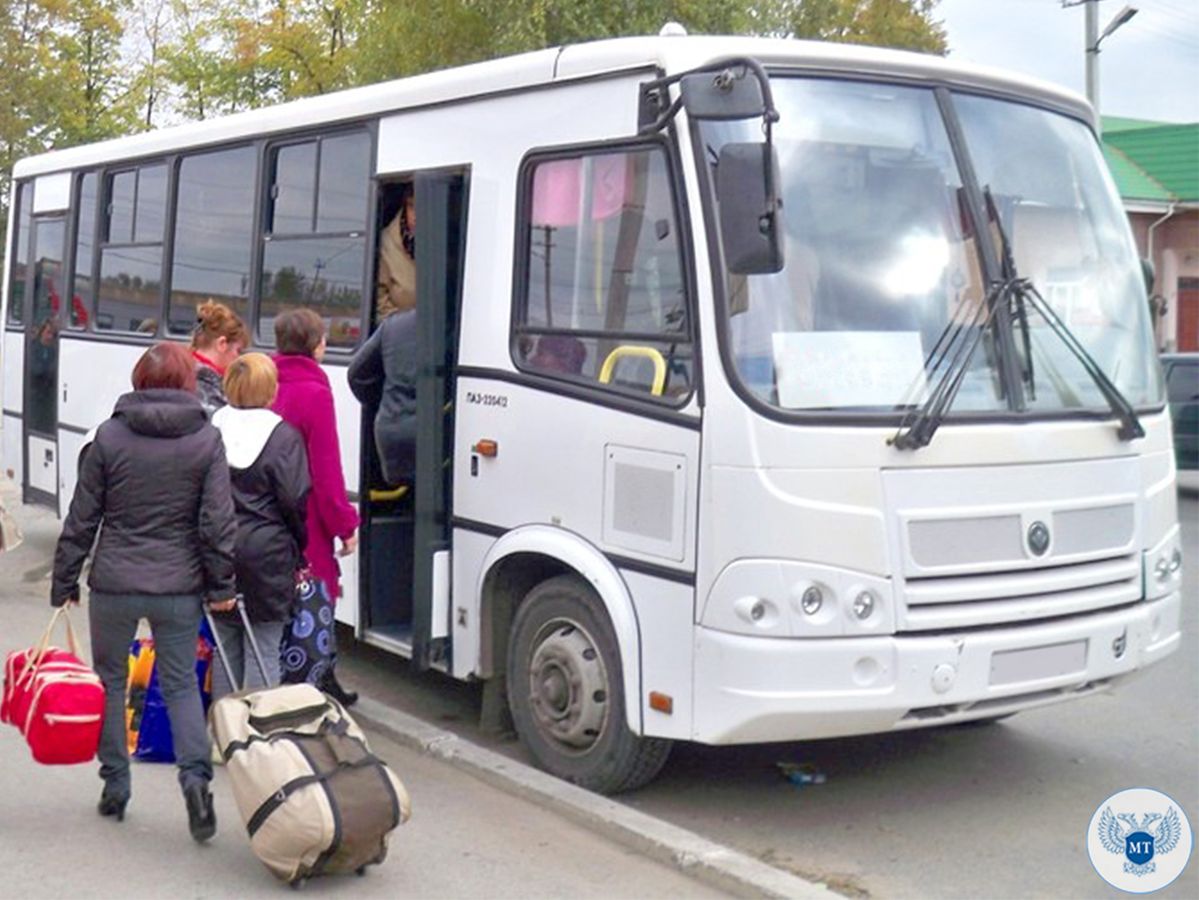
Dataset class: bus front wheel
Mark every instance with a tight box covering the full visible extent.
[506,574,671,794]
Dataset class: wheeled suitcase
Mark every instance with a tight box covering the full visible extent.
[205,602,410,886]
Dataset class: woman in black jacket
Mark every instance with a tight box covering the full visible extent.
[51,342,236,841]
[210,353,311,698]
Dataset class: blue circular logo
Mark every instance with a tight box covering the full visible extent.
[1088,787,1193,893]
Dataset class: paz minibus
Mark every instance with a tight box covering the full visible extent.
[1,33,1183,793]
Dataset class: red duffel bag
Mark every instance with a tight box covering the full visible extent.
[2,607,105,765]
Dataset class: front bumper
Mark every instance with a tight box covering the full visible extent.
[690,592,1180,744]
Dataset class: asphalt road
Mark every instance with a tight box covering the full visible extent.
[339,492,1199,900]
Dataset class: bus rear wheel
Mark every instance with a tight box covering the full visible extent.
[506,574,671,794]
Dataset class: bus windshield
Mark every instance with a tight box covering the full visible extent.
[701,77,1163,416]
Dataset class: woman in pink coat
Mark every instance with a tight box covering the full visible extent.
[272,307,361,706]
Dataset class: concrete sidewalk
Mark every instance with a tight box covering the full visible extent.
[0,479,830,899]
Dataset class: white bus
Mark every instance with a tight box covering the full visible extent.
[1,34,1183,793]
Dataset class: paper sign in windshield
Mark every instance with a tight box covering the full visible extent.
[772,331,927,409]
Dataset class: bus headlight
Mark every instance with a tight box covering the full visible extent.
[1144,527,1183,599]
[702,560,894,637]
[800,586,824,615]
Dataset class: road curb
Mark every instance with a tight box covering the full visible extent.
[355,697,835,899]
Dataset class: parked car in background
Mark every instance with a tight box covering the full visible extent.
[1162,353,1199,490]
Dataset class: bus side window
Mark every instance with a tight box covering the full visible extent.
[5,182,32,329]
[513,146,692,402]
[68,172,98,330]
[166,145,257,336]
[95,164,167,334]
[259,131,371,349]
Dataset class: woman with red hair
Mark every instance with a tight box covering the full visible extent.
[51,341,236,843]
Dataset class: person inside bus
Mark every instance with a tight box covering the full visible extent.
[50,341,235,842]
[210,353,310,700]
[272,308,361,707]
[191,299,249,416]
[348,307,418,487]
[375,184,416,320]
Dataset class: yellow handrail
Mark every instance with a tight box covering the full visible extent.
[369,485,409,502]
[598,346,667,396]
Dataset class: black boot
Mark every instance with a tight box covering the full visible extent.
[320,668,358,707]
[98,787,129,822]
[184,783,216,843]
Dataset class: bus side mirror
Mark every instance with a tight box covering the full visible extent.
[680,71,767,120]
[716,143,784,275]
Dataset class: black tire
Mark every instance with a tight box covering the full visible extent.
[507,574,672,794]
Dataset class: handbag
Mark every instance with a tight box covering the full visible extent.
[281,568,336,686]
[2,607,105,765]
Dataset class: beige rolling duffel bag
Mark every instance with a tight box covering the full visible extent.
[206,601,411,887]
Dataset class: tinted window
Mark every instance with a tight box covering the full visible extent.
[70,172,98,329]
[515,147,691,401]
[169,146,256,333]
[134,164,168,243]
[97,246,163,333]
[1166,362,1198,403]
[98,162,167,332]
[261,130,370,348]
[32,219,66,329]
[317,132,370,233]
[28,219,65,435]
[108,170,135,243]
[260,236,365,348]
[6,181,32,326]
[272,142,316,234]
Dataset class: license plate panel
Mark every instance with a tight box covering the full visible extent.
[989,639,1088,686]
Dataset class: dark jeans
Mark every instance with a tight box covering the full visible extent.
[89,592,212,797]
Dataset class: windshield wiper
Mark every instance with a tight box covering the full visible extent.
[984,188,1144,442]
[893,188,1144,450]
[984,189,1035,401]
[890,277,1004,450]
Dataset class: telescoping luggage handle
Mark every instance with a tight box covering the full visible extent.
[203,595,270,694]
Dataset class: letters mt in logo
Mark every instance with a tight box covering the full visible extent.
[1100,807,1182,876]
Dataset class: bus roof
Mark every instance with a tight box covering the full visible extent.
[13,34,1093,178]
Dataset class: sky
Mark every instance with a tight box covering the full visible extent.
[936,0,1199,123]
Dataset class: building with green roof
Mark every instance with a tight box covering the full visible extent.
[1101,117,1198,352]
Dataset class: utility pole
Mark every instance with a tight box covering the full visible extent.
[1085,0,1099,112]
[1065,1,1139,115]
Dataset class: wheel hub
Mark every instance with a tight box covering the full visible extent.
[527,620,609,751]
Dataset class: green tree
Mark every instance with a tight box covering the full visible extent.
[1,0,132,264]
[765,0,947,53]
[350,0,945,86]
[53,0,141,143]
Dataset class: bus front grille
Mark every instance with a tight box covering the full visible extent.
[899,554,1141,632]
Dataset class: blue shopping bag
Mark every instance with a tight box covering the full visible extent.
[125,618,214,762]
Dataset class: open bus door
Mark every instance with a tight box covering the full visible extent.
[359,171,467,670]
[22,216,66,508]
